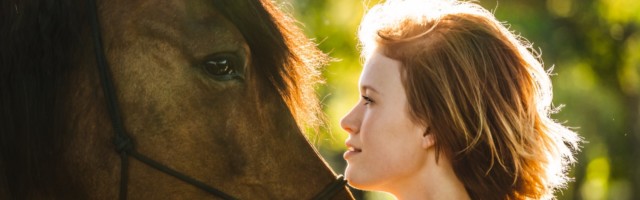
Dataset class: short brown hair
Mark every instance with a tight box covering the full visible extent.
[358,0,581,199]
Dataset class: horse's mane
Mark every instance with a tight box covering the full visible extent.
[0,0,325,198]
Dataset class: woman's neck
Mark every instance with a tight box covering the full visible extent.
[388,151,470,200]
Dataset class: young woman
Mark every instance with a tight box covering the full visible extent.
[340,0,581,199]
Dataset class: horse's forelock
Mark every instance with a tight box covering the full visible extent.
[212,0,328,131]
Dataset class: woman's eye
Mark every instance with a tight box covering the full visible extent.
[203,54,243,80]
[362,95,374,105]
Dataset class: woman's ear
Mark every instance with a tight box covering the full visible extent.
[422,127,435,149]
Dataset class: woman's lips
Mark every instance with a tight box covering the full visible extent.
[344,145,362,160]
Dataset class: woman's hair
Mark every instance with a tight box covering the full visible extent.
[358,0,581,199]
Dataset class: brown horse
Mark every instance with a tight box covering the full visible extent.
[0,0,353,199]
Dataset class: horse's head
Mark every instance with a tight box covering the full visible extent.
[1,0,352,199]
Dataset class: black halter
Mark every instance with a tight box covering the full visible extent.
[86,0,348,199]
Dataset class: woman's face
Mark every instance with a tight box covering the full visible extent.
[340,50,429,191]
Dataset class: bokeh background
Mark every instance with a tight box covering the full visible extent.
[280,0,639,199]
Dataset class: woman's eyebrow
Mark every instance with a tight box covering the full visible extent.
[361,85,382,95]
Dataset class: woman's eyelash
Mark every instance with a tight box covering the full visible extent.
[362,95,374,105]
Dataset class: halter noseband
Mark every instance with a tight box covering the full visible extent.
[86,0,347,199]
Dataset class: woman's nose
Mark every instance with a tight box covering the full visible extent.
[340,105,361,135]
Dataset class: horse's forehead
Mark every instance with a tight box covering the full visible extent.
[101,0,248,57]
[103,0,231,26]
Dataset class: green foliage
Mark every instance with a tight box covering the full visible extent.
[284,0,640,199]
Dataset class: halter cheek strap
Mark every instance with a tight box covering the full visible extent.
[87,0,237,199]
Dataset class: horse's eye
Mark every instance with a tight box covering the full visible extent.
[203,54,242,81]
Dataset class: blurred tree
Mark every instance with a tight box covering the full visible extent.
[281,0,639,199]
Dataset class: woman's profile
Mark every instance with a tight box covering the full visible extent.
[340,0,581,199]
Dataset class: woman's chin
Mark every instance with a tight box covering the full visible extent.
[344,168,369,190]
[344,166,359,187]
